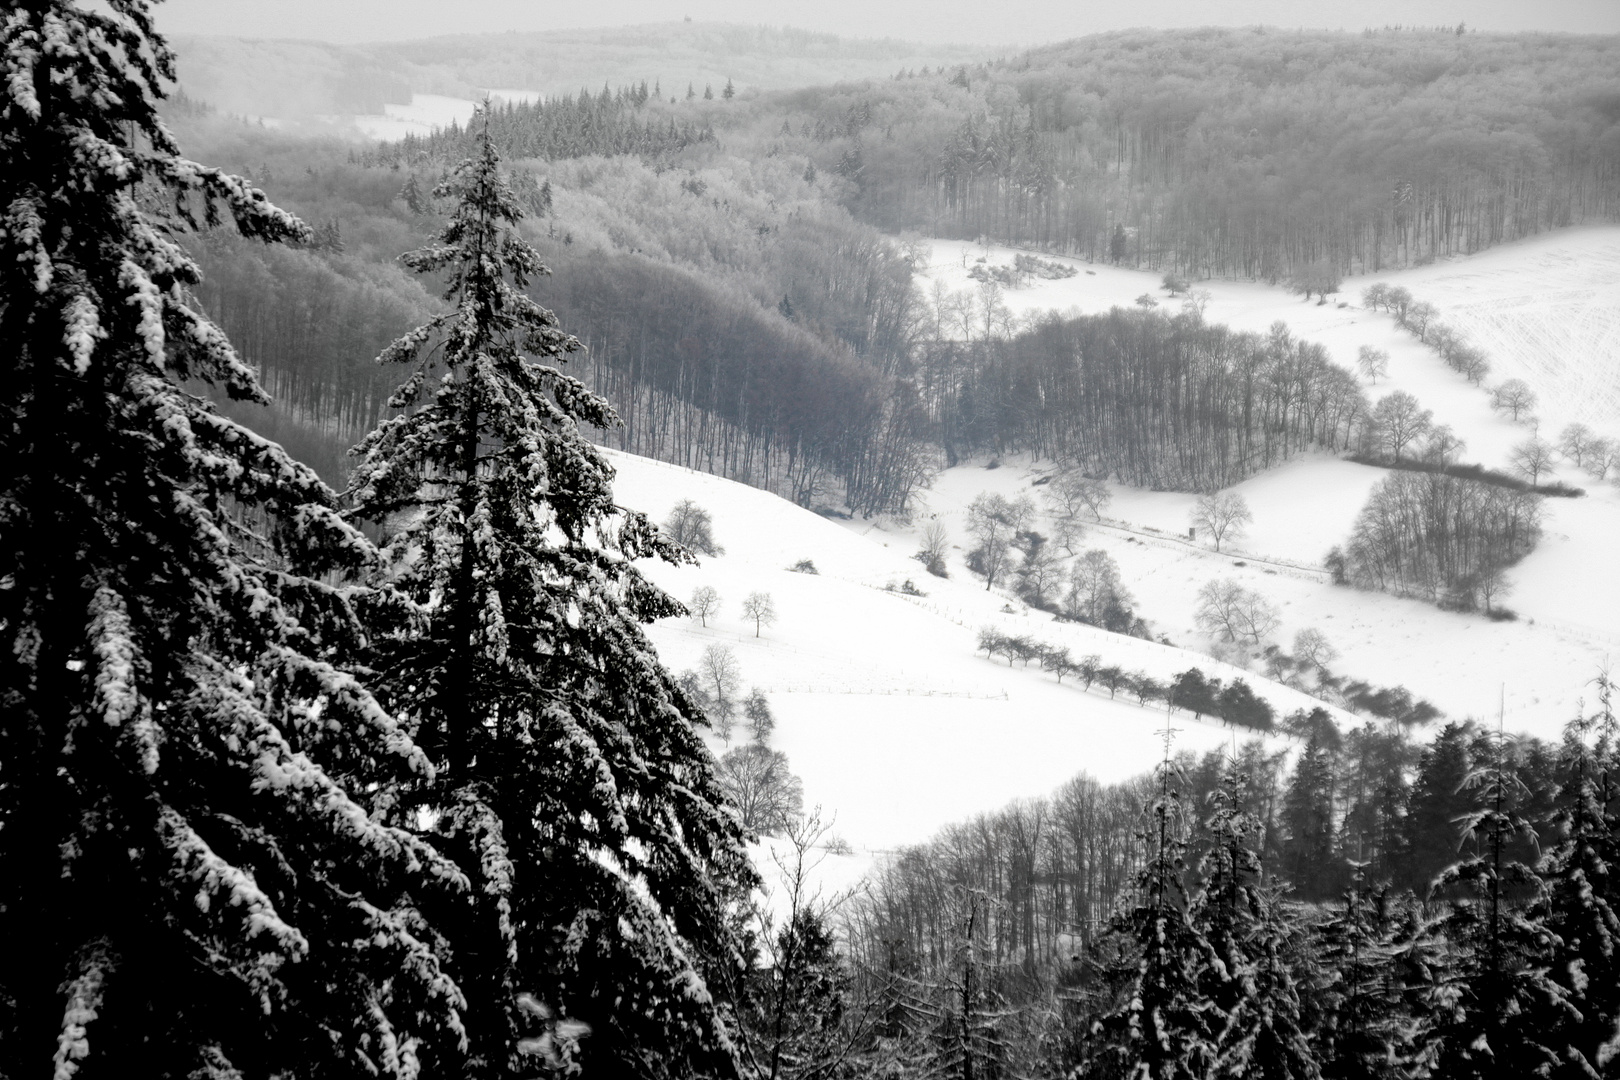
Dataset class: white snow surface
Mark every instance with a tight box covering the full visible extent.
[606,227,1620,860]
[615,449,1336,860]
[349,91,542,140]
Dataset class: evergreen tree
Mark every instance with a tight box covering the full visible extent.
[1532,680,1620,1079]
[1413,723,1570,1080]
[1085,747,1218,1080]
[1211,886,1321,1080]
[1,3,471,1075]
[1281,734,1341,899]
[1317,866,1403,1080]
[1400,721,1474,892]
[348,116,756,1077]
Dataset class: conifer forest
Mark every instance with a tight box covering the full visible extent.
[4,2,1620,1079]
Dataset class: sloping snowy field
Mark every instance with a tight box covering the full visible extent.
[608,449,1323,858]
[913,230,1620,707]
[605,228,1619,861]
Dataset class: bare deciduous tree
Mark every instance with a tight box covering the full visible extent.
[916,520,950,576]
[699,644,742,741]
[1558,423,1596,468]
[1291,628,1337,676]
[1190,491,1252,553]
[1491,379,1537,422]
[1509,436,1555,486]
[1356,345,1390,384]
[689,585,721,627]
[743,591,778,637]
[717,744,803,835]
[1370,391,1433,461]
[746,688,775,744]
[666,499,724,556]
[966,492,1034,589]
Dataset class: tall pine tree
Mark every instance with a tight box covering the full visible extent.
[347,115,757,1077]
[1,3,472,1075]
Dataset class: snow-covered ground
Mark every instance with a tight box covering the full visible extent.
[603,226,1619,877]
[913,231,1620,704]
[349,90,541,140]
[607,449,1321,860]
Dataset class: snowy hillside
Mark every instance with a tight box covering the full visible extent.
[606,449,1326,857]
[907,230,1620,722]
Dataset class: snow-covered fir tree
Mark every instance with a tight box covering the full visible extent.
[1412,723,1572,1079]
[1085,748,1218,1080]
[1,3,473,1075]
[1316,866,1405,1080]
[347,115,757,1077]
[1532,679,1620,1079]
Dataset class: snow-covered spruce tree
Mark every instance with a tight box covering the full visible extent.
[1412,724,1571,1080]
[347,118,756,1077]
[1531,681,1620,1080]
[1316,867,1405,1080]
[1084,751,1218,1080]
[0,3,472,1076]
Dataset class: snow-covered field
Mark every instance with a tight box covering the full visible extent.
[349,90,541,140]
[914,231,1620,697]
[602,228,1620,861]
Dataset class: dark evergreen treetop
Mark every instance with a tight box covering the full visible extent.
[1,2,472,1075]
[348,114,757,1078]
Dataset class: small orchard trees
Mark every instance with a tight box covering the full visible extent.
[742,591,778,637]
[1191,490,1252,552]
[1292,628,1337,677]
[690,585,722,626]
[746,688,775,743]
[1558,423,1597,468]
[666,498,724,556]
[716,745,803,835]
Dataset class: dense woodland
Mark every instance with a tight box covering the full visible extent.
[387,28,1620,277]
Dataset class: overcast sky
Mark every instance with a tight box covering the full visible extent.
[155,0,1620,46]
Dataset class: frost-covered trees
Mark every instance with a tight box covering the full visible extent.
[0,5,479,1074]
[1064,549,1134,630]
[1044,472,1111,553]
[1195,579,1280,646]
[347,120,754,1076]
[915,519,950,576]
[1191,490,1252,552]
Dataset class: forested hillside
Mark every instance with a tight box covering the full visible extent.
[393,27,1620,278]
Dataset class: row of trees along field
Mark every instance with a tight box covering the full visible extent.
[827,697,1617,1077]
[916,306,1369,485]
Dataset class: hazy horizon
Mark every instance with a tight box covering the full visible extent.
[156,0,1620,47]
